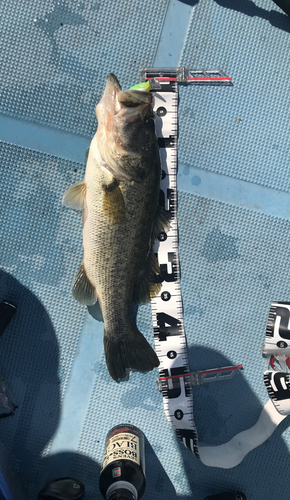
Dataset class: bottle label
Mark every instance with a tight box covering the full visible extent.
[101,432,140,470]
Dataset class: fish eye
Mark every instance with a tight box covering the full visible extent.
[144,117,154,128]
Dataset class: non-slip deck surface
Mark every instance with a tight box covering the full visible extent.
[1,1,290,499]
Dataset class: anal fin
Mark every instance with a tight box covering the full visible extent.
[62,181,86,210]
[72,262,97,306]
[88,301,104,322]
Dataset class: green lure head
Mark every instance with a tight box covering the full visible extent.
[128,81,151,92]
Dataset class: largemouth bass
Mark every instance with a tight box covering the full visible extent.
[63,73,168,382]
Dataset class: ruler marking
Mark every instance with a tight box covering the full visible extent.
[143,66,232,458]
[147,70,200,458]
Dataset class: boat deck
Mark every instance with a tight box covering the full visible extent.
[1,1,290,498]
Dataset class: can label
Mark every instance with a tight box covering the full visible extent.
[101,432,140,470]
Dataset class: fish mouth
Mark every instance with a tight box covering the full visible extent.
[102,73,122,113]
[96,73,152,122]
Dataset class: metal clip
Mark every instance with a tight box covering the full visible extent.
[156,365,243,391]
[176,66,187,82]
[149,78,162,91]
[141,67,232,86]
[262,344,290,356]
[264,354,290,373]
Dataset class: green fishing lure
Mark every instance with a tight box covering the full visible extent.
[128,81,151,92]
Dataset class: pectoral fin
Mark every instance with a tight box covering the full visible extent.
[133,250,163,304]
[72,262,97,306]
[102,182,125,224]
[62,181,87,210]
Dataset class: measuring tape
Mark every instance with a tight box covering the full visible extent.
[143,68,199,456]
[143,67,290,468]
[262,302,290,416]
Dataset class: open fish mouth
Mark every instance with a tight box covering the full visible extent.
[99,73,122,117]
[97,73,152,123]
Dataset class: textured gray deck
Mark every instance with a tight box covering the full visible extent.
[1,1,290,499]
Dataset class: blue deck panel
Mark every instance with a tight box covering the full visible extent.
[1,0,290,499]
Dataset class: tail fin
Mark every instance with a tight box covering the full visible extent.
[104,326,159,382]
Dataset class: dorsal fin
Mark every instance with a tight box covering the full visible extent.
[62,181,87,210]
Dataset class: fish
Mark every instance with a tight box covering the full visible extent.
[63,73,168,382]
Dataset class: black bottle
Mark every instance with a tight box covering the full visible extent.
[204,493,246,500]
[99,424,146,500]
